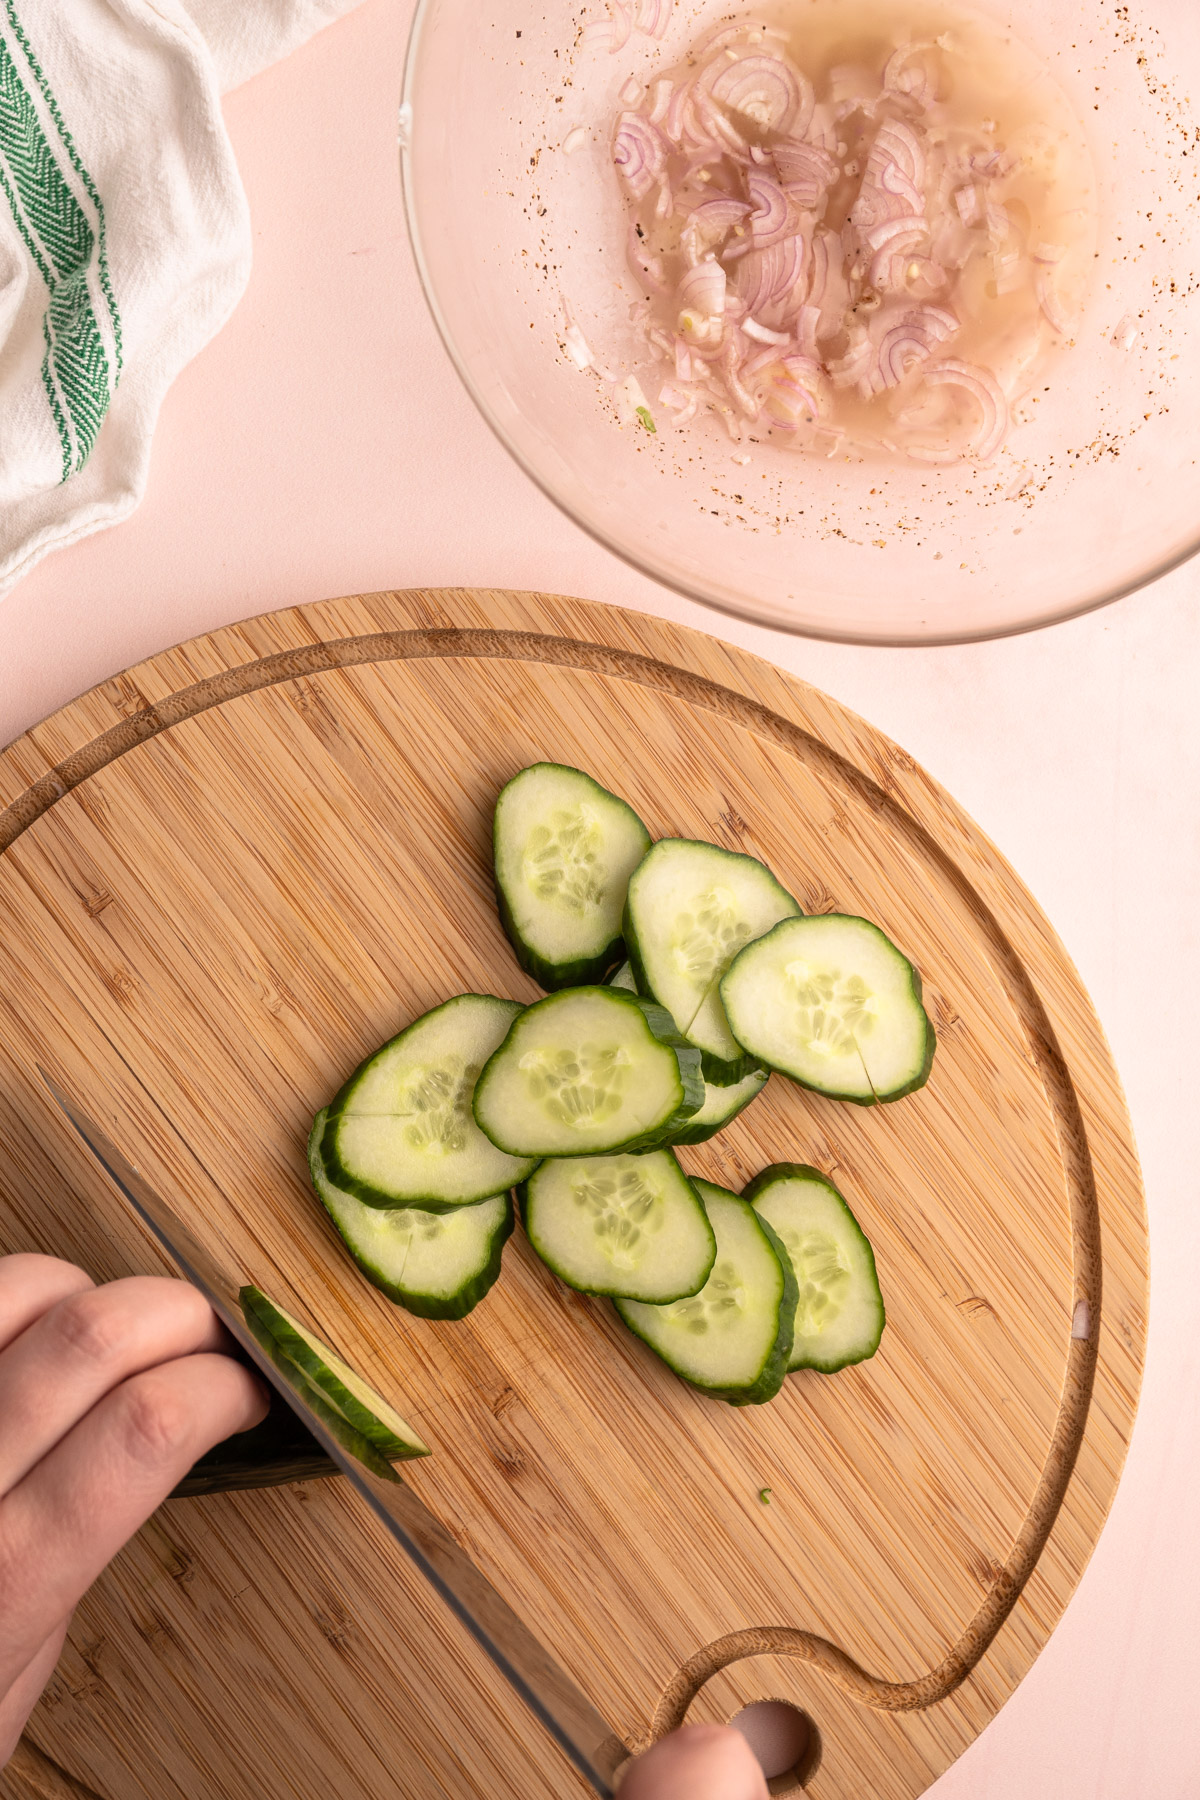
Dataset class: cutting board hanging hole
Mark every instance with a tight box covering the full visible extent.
[730,1699,820,1790]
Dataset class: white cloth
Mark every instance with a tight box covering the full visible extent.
[0,0,362,597]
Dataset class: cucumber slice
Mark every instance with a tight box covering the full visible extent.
[240,1285,430,1479]
[520,1150,716,1302]
[664,1066,769,1145]
[615,1180,796,1406]
[308,1111,512,1319]
[610,962,767,1143]
[624,839,799,1084]
[473,986,703,1157]
[720,914,935,1104]
[743,1165,885,1373]
[322,994,539,1210]
[279,1357,403,1483]
[494,763,651,989]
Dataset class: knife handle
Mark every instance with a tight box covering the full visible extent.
[169,1381,339,1499]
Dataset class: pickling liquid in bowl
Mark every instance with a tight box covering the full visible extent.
[610,0,1099,464]
[404,0,1200,641]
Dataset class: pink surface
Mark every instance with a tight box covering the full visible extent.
[2,2,1199,1794]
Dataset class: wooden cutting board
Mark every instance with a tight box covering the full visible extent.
[0,588,1146,1800]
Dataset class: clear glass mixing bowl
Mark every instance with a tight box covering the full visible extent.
[401,0,1200,644]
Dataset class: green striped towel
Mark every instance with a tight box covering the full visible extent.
[0,0,362,597]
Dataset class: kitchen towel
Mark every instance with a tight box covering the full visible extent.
[0,0,362,598]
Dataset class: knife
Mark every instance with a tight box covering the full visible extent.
[39,1069,628,1798]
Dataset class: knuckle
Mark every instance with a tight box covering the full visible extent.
[48,1287,129,1368]
[1,1252,89,1284]
[115,1373,193,1468]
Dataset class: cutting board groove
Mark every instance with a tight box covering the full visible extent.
[0,590,1145,1800]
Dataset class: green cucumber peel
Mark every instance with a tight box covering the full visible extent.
[662,1066,768,1145]
[622,934,764,1087]
[720,914,935,1105]
[742,1163,886,1373]
[308,1112,514,1321]
[610,962,766,1141]
[321,994,538,1209]
[493,763,650,990]
[518,1149,716,1302]
[741,1213,799,1404]
[615,1180,796,1407]
[622,838,795,1085]
[473,985,704,1158]
[240,1286,430,1480]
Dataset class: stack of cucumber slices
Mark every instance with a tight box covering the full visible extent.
[241,1285,430,1480]
[306,763,933,1407]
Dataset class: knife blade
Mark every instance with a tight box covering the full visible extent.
[39,1068,628,1797]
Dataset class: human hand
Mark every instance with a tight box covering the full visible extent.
[0,1253,269,1764]
[619,1723,769,1800]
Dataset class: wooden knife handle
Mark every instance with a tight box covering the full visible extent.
[2,1739,105,1800]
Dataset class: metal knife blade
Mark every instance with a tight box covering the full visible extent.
[39,1068,627,1796]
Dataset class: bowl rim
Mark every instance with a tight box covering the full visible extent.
[398,7,1200,648]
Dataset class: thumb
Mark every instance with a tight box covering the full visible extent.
[619,1723,768,1800]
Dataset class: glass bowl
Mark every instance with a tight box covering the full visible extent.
[401,0,1200,645]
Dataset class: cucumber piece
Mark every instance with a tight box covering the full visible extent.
[744,1165,885,1372]
[664,1066,769,1145]
[473,986,703,1157]
[720,914,935,1104]
[240,1285,430,1479]
[280,1357,402,1483]
[308,1111,512,1320]
[520,1150,716,1302]
[322,994,539,1210]
[615,1180,796,1406]
[494,763,651,989]
[610,962,767,1143]
[624,839,799,1084]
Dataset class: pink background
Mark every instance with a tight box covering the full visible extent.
[3,2,1198,1793]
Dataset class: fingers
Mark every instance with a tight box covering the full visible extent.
[0,1618,70,1766]
[0,1349,267,1695]
[0,1256,94,1355]
[619,1724,769,1800]
[0,1276,231,1496]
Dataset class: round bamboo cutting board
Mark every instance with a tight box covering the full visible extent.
[0,589,1146,1800]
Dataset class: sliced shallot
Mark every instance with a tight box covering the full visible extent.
[760,352,824,426]
[678,257,727,334]
[635,0,672,39]
[648,79,674,125]
[608,0,632,53]
[909,359,1009,462]
[868,304,958,395]
[773,138,839,207]
[681,197,750,263]
[747,170,791,247]
[564,324,594,369]
[594,14,1079,462]
[1036,270,1070,335]
[735,230,809,323]
[658,381,699,423]
[613,112,667,200]
[743,315,790,344]
[710,52,809,135]
[883,42,938,108]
